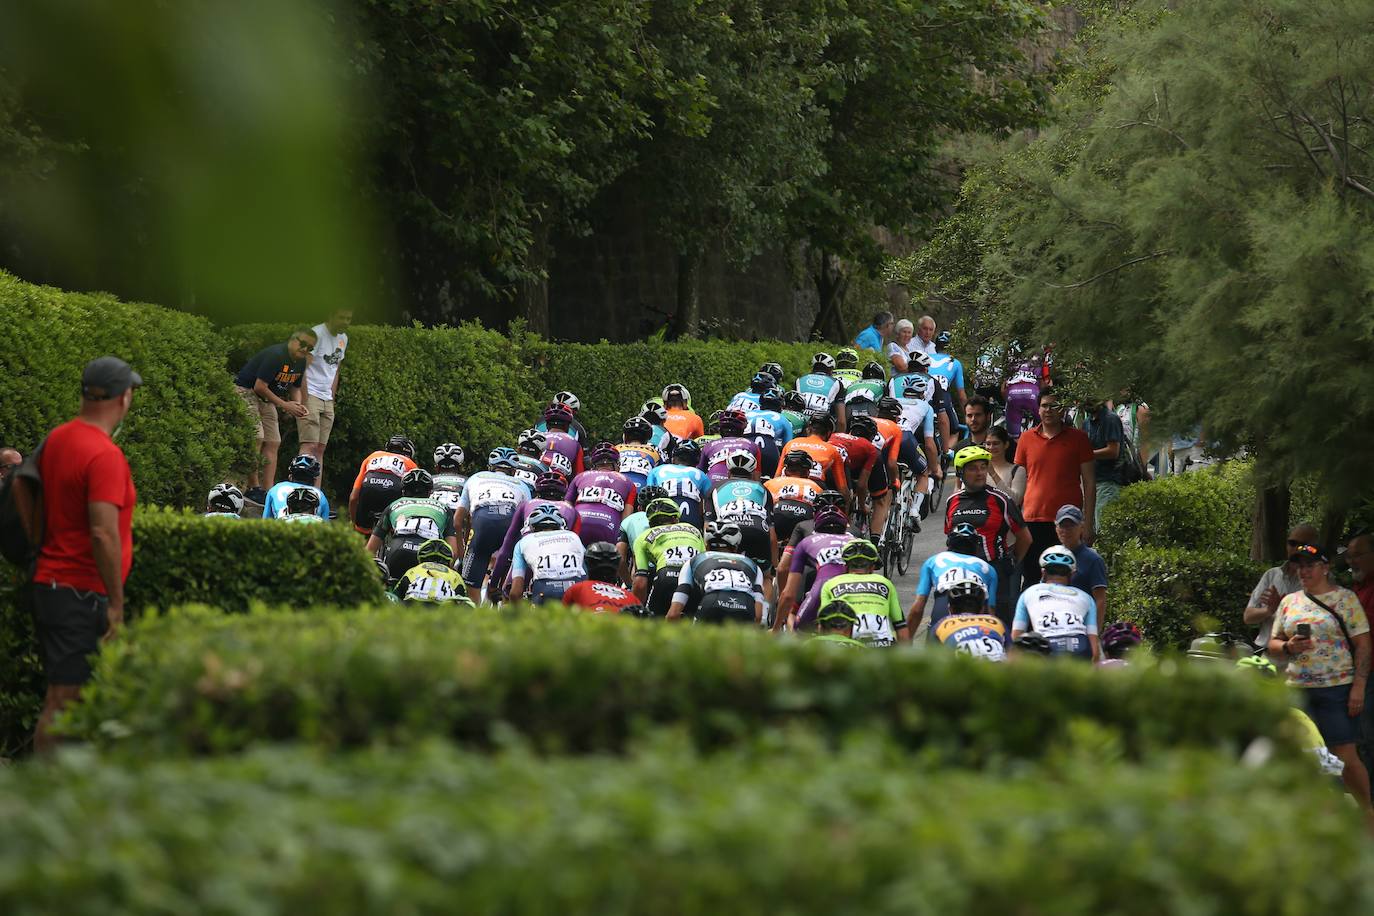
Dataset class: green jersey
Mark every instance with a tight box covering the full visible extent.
[818,573,906,647]
[391,561,475,605]
[812,633,867,648]
[782,410,806,432]
[834,368,863,386]
[632,522,706,575]
[431,472,468,512]
[372,497,454,545]
[844,379,885,404]
[281,512,325,525]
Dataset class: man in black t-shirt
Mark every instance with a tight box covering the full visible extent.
[233,327,317,494]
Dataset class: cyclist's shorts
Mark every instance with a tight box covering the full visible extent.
[735,521,772,570]
[644,566,685,618]
[771,500,813,542]
[695,592,756,625]
[384,536,426,581]
[529,577,582,605]
[868,459,890,497]
[356,473,402,531]
[574,507,620,547]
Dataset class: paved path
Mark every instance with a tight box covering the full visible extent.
[886,475,954,640]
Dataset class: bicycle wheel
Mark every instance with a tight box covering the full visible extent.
[900,518,916,574]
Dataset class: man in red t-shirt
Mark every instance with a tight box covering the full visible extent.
[30,356,141,753]
[1013,389,1094,588]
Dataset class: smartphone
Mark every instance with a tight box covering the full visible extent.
[1296,623,1311,638]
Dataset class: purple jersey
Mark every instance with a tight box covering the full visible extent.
[569,470,636,545]
[541,431,584,478]
[699,437,762,483]
[791,531,858,626]
[490,498,578,590]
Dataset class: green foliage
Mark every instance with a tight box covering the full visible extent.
[1108,546,1262,650]
[65,605,1292,758]
[1097,463,1256,557]
[0,564,41,759]
[0,270,255,507]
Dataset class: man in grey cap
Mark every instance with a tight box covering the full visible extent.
[28,355,141,753]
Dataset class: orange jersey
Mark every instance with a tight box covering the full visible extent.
[351,450,418,492]
[664,408,704,440]
[775,437,847,491]
[766,475,824,504]
[872,417,903,465]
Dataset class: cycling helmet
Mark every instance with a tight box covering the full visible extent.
[534,471,569,499]
[672,438,702,465]
[705,520,744,550]
[543,403,574,428]
[553,390,581,413]
[1013,633,1053,656]
[875,396,902,420]
[1039,546,1077,573]
[813,506,849,534]
[718,409,748,436]
[635,485,669,512]
[434,443,465,471]
[386,435,416,459]
[641,399,668,425]
[953,446,991,470]
[1102,621,1143,657]
[726,452,758,477]
[805,410,835,433]
[1235,654,1278,677]
[705,410,723,435]
[589,442,620,468]
[662,383,691,405]
[935,331,952,348]
[645,497,682,526]
[400,468,433,497]
[782,450,815,472]
[900,375,931,399]
[417,538,456,567]
[847,414,878,439]
[946,522,983,555]
[584,541,620,579]
[760,361,785,382]
[812,352,836,372]
[818,598,857,631]
[288,453,321,482]
[750,372,774,394]
[814,490,847,511]
[783,390,807,412]
[841,539,881,568]
[836,347,859,369]
[862,361,886,380]
[936,567,988,603]
[207,482,244,514]
[759,388,783,411]
[488,446,518,470]
[528,503,568,532]
[1188,632,1255,662]
[518,429,548,454]
[285,486,321,514]
[623,416,652,443]
[907,351,932,372]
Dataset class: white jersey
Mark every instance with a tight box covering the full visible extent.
[458,472,530,515]
[1013,583,1097,658]
[511,530,586,582]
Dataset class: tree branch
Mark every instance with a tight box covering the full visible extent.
[1040,250,1172,290]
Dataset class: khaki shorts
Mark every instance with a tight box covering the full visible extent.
[236,385,282,444]
[297,394,336,446]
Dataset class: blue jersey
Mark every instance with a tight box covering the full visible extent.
[795,373,844,413]
[710,479,772,527]
[743,409,795,447]
[928,354,965,395]
[1013,583,1098,659]
[262,482,330,519]
[648,424,676,455]
[916,551,998,598]
[646,464,713,507]
[728,390,763,413]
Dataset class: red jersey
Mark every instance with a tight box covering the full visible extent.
[827,433,879,485]
[563,579,640,613]
[34,419,136,593]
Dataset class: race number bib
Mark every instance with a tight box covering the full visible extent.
[799,392,830,411]
[544,451,574,475]
[815,544,846,567]
[620,452,654,475]
[366,455,409,476]
[1029,607,1085,637]
[406,575,462,602]
[394,516,442,540]
[533,551,581,578]
[472,482,519,511]
[719,498,766,520]
[702,567,754,593]
[577,485,626,512]
[660,544,699,567]
[660,478,701,501]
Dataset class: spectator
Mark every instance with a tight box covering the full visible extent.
[853,310,893,353]
[30,356,141,754]
[234,327,317,496]
[912,315,937,357]
[983,426,1024,506]
[0,445,21,480]
[887,319,914,374]
[1054,505,1107,620]
[1014,389,1095,587]
[1114,393,1150,453]
[1268,543,1372,813]
[296,308,352,491]
[1243,522,1319,656]
[953,396,993,452]
[1081,398,1125,512]
[1346,532,1374,771]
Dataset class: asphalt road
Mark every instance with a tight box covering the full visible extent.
[885,473,956,639]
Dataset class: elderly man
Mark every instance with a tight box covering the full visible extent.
[1243,522,1320,656]
[854,310,893,354]
[912,315,938,357]
[0,446,21,480]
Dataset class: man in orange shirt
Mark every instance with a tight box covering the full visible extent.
[349,435,420,534]
[662,383,704,440]
[1013,389,1095,587]
[775,412,850,501]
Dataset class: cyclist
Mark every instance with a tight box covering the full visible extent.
[667,520,765,625]
[562,542,644,613]
[1012,546,1099,661]
[929,571,1007,661]
[431,443,468,513]
[778,489,848,596]
[743,387,795,476]
[882,388,935,520]
[662,383,705,440]
[775,411,850,500]
[204,483,244,518]
[640,399,678,454]
[706,453,776,607]
[816,539,906,646]
[617,416,662,486]
[279,486,327,524]
[536,391,589,441]
[571,443,639,543]
[488,470,577,594]
[617,483,669,584]
[1012,632,1053,657]
[348,435,419,534]
[859,409,901,549]
[728,372,776,413]
[843,361,888,415]
[366,468,459,581]
[509,504,587,605]
[645,439,711,529]
[1099,621,1143,667]
[908,522,998,639]
[945,445,1031,628]
[759,361,785,386]
[1001,353,1043,438]
[766,451,824,544]
[778,505,857,632]
[391,539,475,607]
[891,350,954,456]
[833,347,864,387]
[827,414,880,526]
[795,352,847,427]
[631,498,706,618]
[695,410,723,448]
[780,389,808,434]
[512,430,550,491]
[813,599,866,647]
[540,404,585,478]
[700,409,762,484]
[455,449,533,594]
[262,453,330,519]
[929,330,968,439]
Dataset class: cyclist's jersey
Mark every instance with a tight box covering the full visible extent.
[888,372,933,404]
[795,373,844,414]
[458,471,531,515]
[727,390,763,413]
[709,479,772,528]
[562,579,640,614]
[645,464,711,519]
[1014,583,1097,659]
[203,511,240,519]
[916,551,998,600]
[827,432,879,484]
[510,454,546,492]
[871,417,903,466]
[693,433,721,448]
[664,408,704,441]
[490,498,578,588]
[775,436,846,491]
[818,573,906,646]
[535,416,589,442]
[281,512,326,524]
[351,450,419,532]
[569,470,637,540]
[743,408,795,448]
[371,496,456,546]
[781,409,807,433]
[618,511,649,552]
[928,353,966,396]
[700,437,762,484]
[791,531,859,626]
[541,431,584,478]
[262,482,330,520]
[765,475,824,505]
[615,443,661,486]
[632,523,706,576]
[648,423,677,455]
[1006,360,1041,396]
[833,368,863,387]
[392,561,474,605]
[431,472,468,512]
[844,379,886,405]
[674,551,764,623]
[511,530,587,583]
[893,391,936,439]
[933,614,1007,661]
[944,486,1025,562]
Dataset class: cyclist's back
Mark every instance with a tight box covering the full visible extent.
[674,550,764,625]
[351,444,418,534]
[1013,581,1096,659]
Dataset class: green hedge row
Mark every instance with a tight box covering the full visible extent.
[64,606,1295,760]
[0,271,256,507]
[1,741,1366,914]
[1108,546,1262,650]
[1097,461,1255,557]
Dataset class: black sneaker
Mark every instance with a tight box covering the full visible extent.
[244,486,268,504]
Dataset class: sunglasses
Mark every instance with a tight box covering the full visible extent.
[292,336,315,352]
[1040,403,1063,411]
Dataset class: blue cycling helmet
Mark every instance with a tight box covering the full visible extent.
[1039,546,1077,573]
[528,503,568,532]
[488,447,518,470]
[288,453,321,482]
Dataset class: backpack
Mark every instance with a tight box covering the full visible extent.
[0,439,47,570]
[1114,403,1150,486]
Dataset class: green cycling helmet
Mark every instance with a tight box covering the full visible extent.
[645,497,682,526]
[819,598,858,629]
[417,538,456,566]
[1235,654,1277,677]
[841,539,881,568]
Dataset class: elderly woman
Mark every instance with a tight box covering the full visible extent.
[887,319,914,374]
[983,426,1024,505]
[1269,543,1372,812]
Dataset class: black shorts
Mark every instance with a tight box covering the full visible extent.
[868,458,891,496]
[696,592,756,625]
[357,474,402,530]
[736,521,772,570]
[30,583,109,686]
[645,566,684,618]
[771,501,812,542]
[384,536,426,581]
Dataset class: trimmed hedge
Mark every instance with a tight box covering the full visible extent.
[64,605,1295,759]
[0,271,255,507]
[1,741,1367,914]
[1097,461,1255,557]
[1107,546,1262,650]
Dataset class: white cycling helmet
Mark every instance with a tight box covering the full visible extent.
[433,443,465,470]
[725,452,758,475]
[705,520,744,550]
[935,567,988,602]
[518,428,548,452]
[553,391,581,412]
[662,383,691,406]
[207,482,244,514]
[907,351,933,372]
[900,375,930,399]
[1039,546,1077,572]
[812,352,836,371]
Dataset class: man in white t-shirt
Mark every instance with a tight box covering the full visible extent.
[296,308,352,487]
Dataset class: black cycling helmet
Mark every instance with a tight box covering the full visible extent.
[288,453,321,483]
[1013,633,1053,656]
[673,438,702,465]
[783,390,806,412]
[782,450,815,472]
[641,399,668,426]
[588,441,620,468]
[862,361,886,380]
[705,520,744,551]
[401,468,434,497]
[805,410,835,433]
[847,414,878,439]
[760,361,784,383]
[584,541,620,580]
[285,486,321,514]
[935,330,952,349]
[814,489,847,511]
[875,396,902,420]
[759,388,783,411]
[750,372,774,394]
[207,482,244,514]
[946,522,984,557]
[636,485,669,512]
[705,410,723,435]
[386,435,416,459]
[623,416,652,443]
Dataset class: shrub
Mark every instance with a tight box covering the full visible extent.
[1097,461,1255,558]
[0,740,1367,915]
[0,270,256,507]
[1108,545,1263,650]
[64,605,1293,758]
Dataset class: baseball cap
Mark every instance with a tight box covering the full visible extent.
[1288,543,1329,564]
[82,356,143,400]
[1055,505,1084,525]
